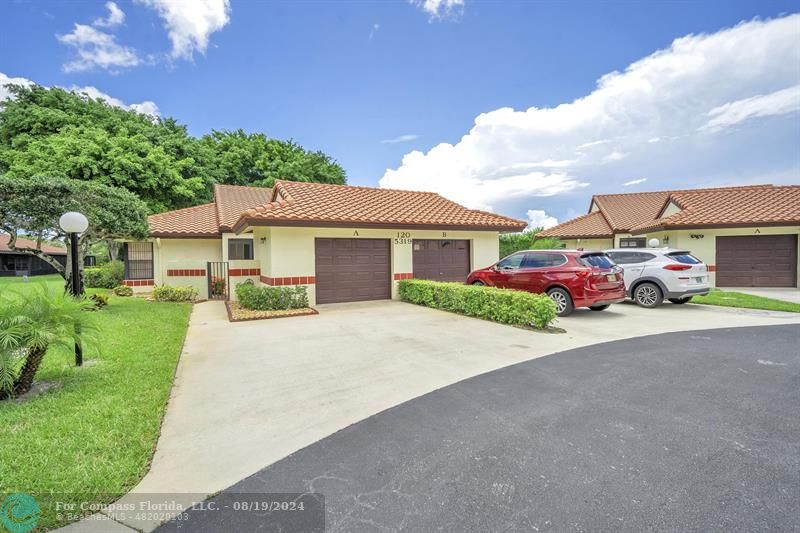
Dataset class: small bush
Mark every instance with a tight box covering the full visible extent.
[84,261,124,289]
[152,285,198,302]
[236,283,309,311]
[88,293,109,310]
[210,275,226,297]
[398,279,557,329]
[112,285,133,297]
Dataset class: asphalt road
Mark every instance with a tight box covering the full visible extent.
[156,324,800,533]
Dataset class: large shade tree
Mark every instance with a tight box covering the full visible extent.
[0,85,207,213]
[0,85,348,214]
[0,176,149,292]
[197,129,347,188]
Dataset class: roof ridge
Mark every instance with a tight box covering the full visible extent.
[273,179,441,196]
[593,183,775,200]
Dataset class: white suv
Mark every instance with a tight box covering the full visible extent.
[604,248,710,307]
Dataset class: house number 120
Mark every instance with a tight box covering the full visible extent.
[395,231,412,244]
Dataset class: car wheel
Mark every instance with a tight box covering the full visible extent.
[471,280,485,286]
[633,282,663,308]
[547,287,574,317]
[589,304,610,311]
[668,297,692,304]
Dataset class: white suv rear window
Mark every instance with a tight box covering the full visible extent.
[667,252,702,264]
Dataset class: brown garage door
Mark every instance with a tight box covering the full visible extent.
[716,234,797,287]
[412,240,471,282]
[315,238,391,304]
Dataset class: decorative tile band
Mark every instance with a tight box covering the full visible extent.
[260,275,316,286]
[229,268,261,276]
[393,273,413,280]
[123,279,155,287]
[707,265,716,272]
[167,269,206,277]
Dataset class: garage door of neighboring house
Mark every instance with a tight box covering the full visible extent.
[716,234,798,287]
[315,238,391,304]
[412,239,471,282]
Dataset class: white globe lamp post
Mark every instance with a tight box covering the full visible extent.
[59,211,89,366]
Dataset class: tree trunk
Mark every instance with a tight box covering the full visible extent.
[107,240,121,262]
[11,346,47,397]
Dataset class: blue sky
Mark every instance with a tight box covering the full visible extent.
[1,0,799,227]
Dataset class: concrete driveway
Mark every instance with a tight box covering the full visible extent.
[724,287,800,304]
[158,324,800,533]
[63,299,800,532]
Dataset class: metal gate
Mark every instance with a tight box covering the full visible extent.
[207,261,230,301]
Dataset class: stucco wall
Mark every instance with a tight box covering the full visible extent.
[561,238,614,250]
[252,226,500,305]
[153,238,223,298]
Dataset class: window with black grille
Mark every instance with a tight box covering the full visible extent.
[125,242,154,279]
[619,238,646,248]
[228,239,253,260]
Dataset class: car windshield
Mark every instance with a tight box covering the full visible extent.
[667,252,702,264]
[580,253,615,269]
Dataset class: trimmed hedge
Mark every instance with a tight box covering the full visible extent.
[84,261,124,289]
[398,279,557,329]
[236,282,309,311]
[112,285,133,297]
[152,285,198,302]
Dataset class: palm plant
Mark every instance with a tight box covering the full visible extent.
[0,286,95,400]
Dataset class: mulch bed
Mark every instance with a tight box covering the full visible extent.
[225,301,319,322]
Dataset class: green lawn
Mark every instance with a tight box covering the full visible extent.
[692,289,800,313]
[0,274,191,530]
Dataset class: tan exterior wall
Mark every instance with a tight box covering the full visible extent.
[561,238,614,250]
[252,226,500,306]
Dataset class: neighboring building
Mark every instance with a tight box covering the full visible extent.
[0,234,67,276]
[538,184,800,288]
[124,181,526,303]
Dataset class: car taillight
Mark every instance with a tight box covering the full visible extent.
[663,264,691,271]
[576,269,592,279]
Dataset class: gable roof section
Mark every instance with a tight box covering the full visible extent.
[630,185,800,234]
[234,180,526,232]
[213,184,273,231]
[539,184,799,239]
[537,211,613,239]
[1,234,67,255]
[148,203,220,238]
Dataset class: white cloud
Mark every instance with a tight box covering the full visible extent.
[136,0,231,60]
[409,0,464,20]
[380,15,800,215]
[381,134,419,144]
[622,178,648,187]
[526,209,558,230]
[93,2,125,28]
[0,72,159,117]
[700,85,800,132]
[0,73,34,103]
[68,85,160,117]
[58,23,141,72]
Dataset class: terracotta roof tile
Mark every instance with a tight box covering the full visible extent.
[630,185,800,234]
[214,184,273,231]
[539,184,798,238]
[1,234,67,254]
[235,180,526,231]
[148,203,219,238]
[537,211,613,238]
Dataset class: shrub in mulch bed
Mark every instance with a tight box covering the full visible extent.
[225,301,318,322]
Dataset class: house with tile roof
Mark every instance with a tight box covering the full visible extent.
[538,184,800,288]
[0,234,68,277]
[122,181,526,303]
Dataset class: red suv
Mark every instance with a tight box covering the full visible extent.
[467,250,625,316]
